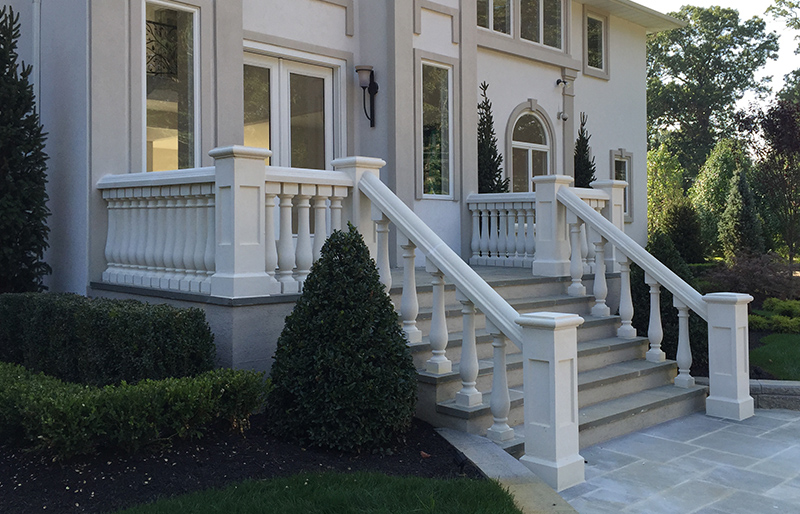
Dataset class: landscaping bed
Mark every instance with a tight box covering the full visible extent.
[0,413,483,513]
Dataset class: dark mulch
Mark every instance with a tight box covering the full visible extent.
[0,415,482,514]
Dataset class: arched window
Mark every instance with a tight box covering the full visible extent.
[511,113,550,192]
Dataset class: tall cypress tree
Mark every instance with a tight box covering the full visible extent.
[718,167,764,263]
[0,6,51,292]
[574,112,596,188]
[477,82,508,193]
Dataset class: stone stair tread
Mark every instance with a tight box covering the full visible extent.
[577,336,649,356]
[417,352,524,384]
[413,294,594,319]
[578,384,708,430]
[408,328,492,354]
[578,359,676,390]
[437,388,524,419]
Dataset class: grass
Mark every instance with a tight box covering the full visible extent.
[115,471,523,514]
[750,333,800,381]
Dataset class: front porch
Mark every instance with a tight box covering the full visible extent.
[92,148,755,492]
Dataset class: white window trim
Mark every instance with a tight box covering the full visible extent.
[510,113,550,192]
[419,59,455,200]
[505,99,557,192]
[611,148,633,223]
[583,7,610,80]
[143,0,201,172]
[478,0,513,36]
[244,41,347,167]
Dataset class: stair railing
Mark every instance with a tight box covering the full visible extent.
[354,164,585,491]
[466,192,536,267]
[547,178,755,422]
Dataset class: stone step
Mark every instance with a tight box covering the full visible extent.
[416,353,524,404]
[577,336,649,372]
[578,359,677,408]
[499,384,708,457]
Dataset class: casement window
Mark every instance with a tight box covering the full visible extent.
[243,56,334,169]
[145,1,199,172]
[477,0,511,35]
[612,148,633,221]
[511,113,550,192]
[421,62,453,197]
[584,9,609,79]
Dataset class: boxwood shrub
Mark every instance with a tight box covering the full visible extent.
[0,362,269,459]
[0,293,215,386]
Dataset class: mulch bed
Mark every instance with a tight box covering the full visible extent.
[0,415,483,514]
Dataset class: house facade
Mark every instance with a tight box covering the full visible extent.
[11,0,679,296]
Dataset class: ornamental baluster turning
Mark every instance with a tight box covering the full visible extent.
[426,265,451,374]
[590,237,610,316]
[295,189,314,286]
[645,273,666,362]
[277,186,298,293]
[568,220,586,296]
[455,291,482,407]
[674,299,695,388]
[617,257,636,338]
[375,215,391,292]
[486,319,514,442]
[400,239,422,343]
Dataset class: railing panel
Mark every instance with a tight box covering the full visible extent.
[467,192,536,268]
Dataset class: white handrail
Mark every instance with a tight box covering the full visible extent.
[557,187,707,319]
[359,173,524,346]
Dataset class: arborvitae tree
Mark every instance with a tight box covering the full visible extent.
[477,82,508,193]
[574,112,596,188]
[661,198,705,264]
[0,7,50,293]
[266,225,417,452]
[718,167,765,263]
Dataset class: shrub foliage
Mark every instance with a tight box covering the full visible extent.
[267,225,417,451]
[718,167,764,263]
[661,199,705,264]
[0,293,215,386]
[0,362,269,459]
[0,7,51,292]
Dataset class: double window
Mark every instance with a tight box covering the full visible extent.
[511,113,550,192]
[145,1,199,172]
[478,0,564,50]
[243,56,334,169]
[421,62,453,197]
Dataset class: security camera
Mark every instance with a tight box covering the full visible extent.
[558,112,569,121]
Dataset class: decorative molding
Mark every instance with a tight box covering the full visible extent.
[317,0,354,37]
[414,0,460,44]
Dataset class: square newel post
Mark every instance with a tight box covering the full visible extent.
[209,146,278,297]
[332,157,386,260]
[592,179,626,273]
[705,293,755,421]
[532,175,573,277]
[517,312,585,492]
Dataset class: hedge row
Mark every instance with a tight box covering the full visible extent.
[0,362,270,459]
[761,298,800,319]
[0,293,215,386]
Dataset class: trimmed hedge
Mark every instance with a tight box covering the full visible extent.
[750,298,800,333]
[0,362,269,459]
[0,293,215,386]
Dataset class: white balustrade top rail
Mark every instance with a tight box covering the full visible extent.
[572,187,610,210]
[97,167,216,190]
[466,192,536,204]
[557,186,707,319]
[265,166,353,187]
[359,172,524,345]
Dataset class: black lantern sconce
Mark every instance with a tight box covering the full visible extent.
[355,65,379,127]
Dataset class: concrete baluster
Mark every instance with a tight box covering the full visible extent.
[498,204,507,260]
[455,290,482,407]
[645,273,666,362]
[480,204,490,263]
[295,185,314,287]
[674,299,694,388]
[375,215,391,292]
[161,193,177,289]
[488,204,499,262]
[312,187,330,261]
[590,237,610,316]
[425,263,451,374]
[486,319,514,443]
[400,237,422,344]
[102,194,119,283]
[264,185,279,279]
[170,193,188,290]
[506,203,517,260]
[277,184,298,293]
[568,219,585,296]
[202,193,215,293]
[330,187,346,232]
[181,192,198,291]
[525,205,535,262]
[515,203,526,265]
[470,205,480,264]
[617,256,636,338]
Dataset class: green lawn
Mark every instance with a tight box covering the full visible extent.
[750,333,800,380]
[116,472,523,514]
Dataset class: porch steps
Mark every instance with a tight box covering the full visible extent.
[390,266,707,460]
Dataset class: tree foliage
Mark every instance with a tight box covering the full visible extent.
[477,82,508,193]
[661,199,705,264]
[266,225,417,452]
[573,112,596,188]
[768,0,800,53]
[646,146,684,235]
[688,139,749,255]
[718,167,765,263]
[647,6,779,177]
[0,7,50,293]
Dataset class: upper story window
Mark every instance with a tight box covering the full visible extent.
[145,1,198,172]
[477,0,511,35]
[421,62,452,197]
[511,113,550,192]
[583,8,609,79]
[479,0,564,50]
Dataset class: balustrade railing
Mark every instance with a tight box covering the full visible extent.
[466,193,536,267]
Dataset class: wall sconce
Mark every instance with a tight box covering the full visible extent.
[355,65,379,127]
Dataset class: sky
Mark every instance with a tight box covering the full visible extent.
[635,0,800,104]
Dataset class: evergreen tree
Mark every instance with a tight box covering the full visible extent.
[0,6,50,293]
[718,167,765,263]
[477,82,508,193]
[267,225,417,451]
[574,112,596,188]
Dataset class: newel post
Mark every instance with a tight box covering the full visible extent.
[532,175,573,277]
[332,156,386,260]
[209,146,278,297]
[705,293,755,421]
[592,179,626,273]
[517,312,585,491]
